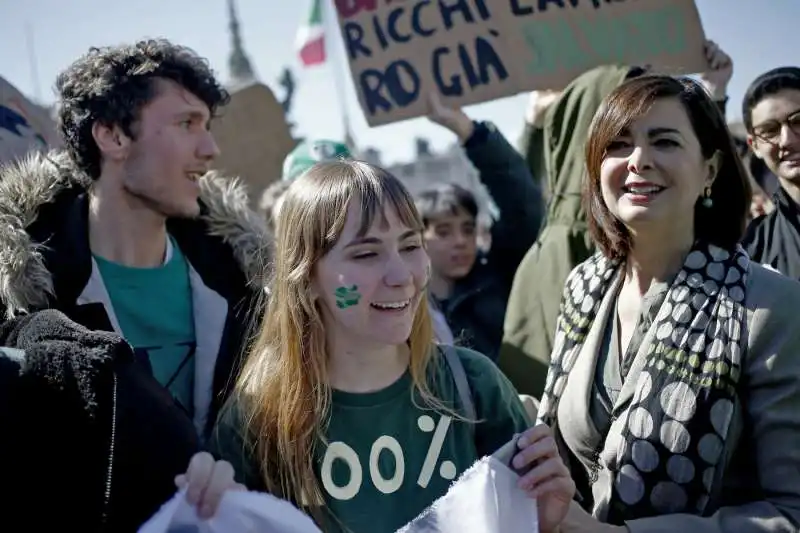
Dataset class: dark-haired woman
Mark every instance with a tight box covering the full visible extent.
[535,75,800,532]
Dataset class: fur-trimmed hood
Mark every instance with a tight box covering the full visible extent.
[0,150,273,316]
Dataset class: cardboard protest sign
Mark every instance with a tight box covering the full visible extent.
[211,82,296,208]
[333,0,707,126]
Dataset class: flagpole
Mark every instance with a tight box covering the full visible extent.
[25,22,42,103]
[322,0,357,152]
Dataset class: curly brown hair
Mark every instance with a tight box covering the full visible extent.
[55,38,230,179]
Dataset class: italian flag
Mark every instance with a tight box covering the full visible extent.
[296,0,326,67]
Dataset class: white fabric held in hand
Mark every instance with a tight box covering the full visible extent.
[396,456,539,533]
[137,488,323,533]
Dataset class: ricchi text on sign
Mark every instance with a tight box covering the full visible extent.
[333,0,707,126]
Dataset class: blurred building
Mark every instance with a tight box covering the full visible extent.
[211,82,295,203]
[356,139,496,225]
[210,0,296,207]
[1,75,61,165]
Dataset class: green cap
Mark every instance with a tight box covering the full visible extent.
[282,139,352,181]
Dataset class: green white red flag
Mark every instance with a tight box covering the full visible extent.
[296,0,326,67]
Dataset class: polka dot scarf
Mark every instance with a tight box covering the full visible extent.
[538,243,749,521]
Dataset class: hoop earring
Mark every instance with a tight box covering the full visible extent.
[702,187,713,208]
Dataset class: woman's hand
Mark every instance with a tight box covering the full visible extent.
[175,452,246,520]
[513,424,575,533]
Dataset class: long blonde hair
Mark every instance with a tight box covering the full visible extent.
[234,160,440,520]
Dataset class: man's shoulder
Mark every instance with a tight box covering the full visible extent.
[189,172,274,289]
[0,347,25,399]
[743,211,775,241]
[742,209,782,263]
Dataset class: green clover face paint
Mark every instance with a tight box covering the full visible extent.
[334,285,361,309]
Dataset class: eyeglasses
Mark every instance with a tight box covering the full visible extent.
[751,110,800,145]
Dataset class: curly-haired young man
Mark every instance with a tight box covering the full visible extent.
[0,40,271,525]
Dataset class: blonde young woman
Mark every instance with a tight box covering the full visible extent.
[211,161,574,533]
[538,75,800,532]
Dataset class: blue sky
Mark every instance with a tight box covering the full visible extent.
[1,0,797,164]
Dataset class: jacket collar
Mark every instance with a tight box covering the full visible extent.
[0,150,273,317]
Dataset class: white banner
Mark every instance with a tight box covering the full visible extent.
[138,488,322,533]
[397,456,539,533]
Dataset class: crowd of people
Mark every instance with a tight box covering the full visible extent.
[0,32,798,533]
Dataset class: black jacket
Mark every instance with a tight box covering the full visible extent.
[434,122,543,361]
[743,187,800,280]
[0,310,200,531]
[0,151,273,439]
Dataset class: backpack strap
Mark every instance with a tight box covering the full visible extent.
[440,345,476,423]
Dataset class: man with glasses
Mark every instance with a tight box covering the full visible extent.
[742,67,800,278]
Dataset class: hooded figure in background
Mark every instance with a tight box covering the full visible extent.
[500,65,632,397]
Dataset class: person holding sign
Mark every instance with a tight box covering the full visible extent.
[501,40,734,400]
[415,93,545,362]
[211,160,574,533]
[535,74,800,532]
[519,89,564,198]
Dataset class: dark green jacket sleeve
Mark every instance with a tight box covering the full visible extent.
[716,97,728,118]
[518,122,548,197]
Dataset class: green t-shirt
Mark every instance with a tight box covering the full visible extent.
[94,237,196,415]
[212,347,530,533]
